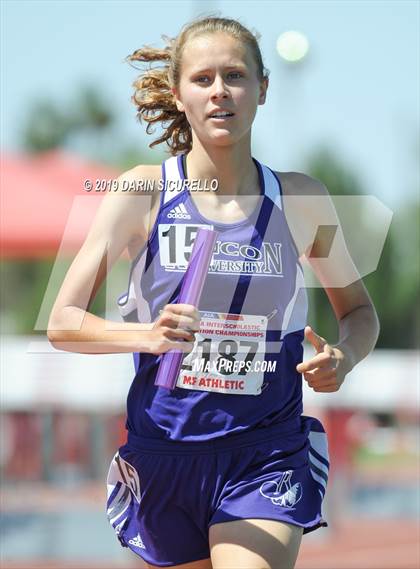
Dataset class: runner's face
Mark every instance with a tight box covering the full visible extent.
[173,33,268,147]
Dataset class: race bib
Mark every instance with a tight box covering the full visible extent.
[177,311,268,395]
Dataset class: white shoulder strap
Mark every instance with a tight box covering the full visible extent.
[162,155,183,206]
[260,163,283,211]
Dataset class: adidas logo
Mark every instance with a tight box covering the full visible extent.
[167,203,191,219]
[128,532,146,549]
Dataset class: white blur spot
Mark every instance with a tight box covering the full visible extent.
[276,31,309,63]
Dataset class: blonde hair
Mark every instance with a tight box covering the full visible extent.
[125,16,269,156]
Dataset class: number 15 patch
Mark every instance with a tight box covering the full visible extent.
[158,223,212,268]
[177,311,269,395]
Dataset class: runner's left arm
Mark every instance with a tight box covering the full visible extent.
[286,176,380,392]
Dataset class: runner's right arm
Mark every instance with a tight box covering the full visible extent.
[47,166,199,355]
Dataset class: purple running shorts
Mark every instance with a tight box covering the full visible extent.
[106,414,329,567]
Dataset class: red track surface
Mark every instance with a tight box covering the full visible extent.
[296,518,420,569]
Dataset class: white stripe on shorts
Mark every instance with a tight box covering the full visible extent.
[309,450,329,478]
[308,431,329,463]
[310,468,327,491]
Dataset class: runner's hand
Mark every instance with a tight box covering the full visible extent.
[296,326,349,392]
[147,304,201,355]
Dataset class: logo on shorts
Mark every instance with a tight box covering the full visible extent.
[167,203,191,219]
[259,470,303,508]
[128,532,146,549]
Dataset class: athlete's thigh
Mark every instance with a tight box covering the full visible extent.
[209,518,303,569]
[145,559,212,569]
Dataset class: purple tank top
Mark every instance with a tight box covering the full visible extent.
[117,154,308,442]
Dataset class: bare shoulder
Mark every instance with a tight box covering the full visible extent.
[117,163,162,193]
[112,163,162,243]
[273,171,327,196]
[271,171,332,258]
[129,163,162,181]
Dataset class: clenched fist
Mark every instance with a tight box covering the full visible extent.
[146,303,201,356]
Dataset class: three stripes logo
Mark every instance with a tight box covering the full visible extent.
[128,532,146,549]
[167,203,191,219]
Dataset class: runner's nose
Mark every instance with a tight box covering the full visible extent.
[210,75,229,100]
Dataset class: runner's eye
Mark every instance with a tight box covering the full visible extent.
[193,72,243,84]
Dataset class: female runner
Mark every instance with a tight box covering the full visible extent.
[48,15,380,569]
